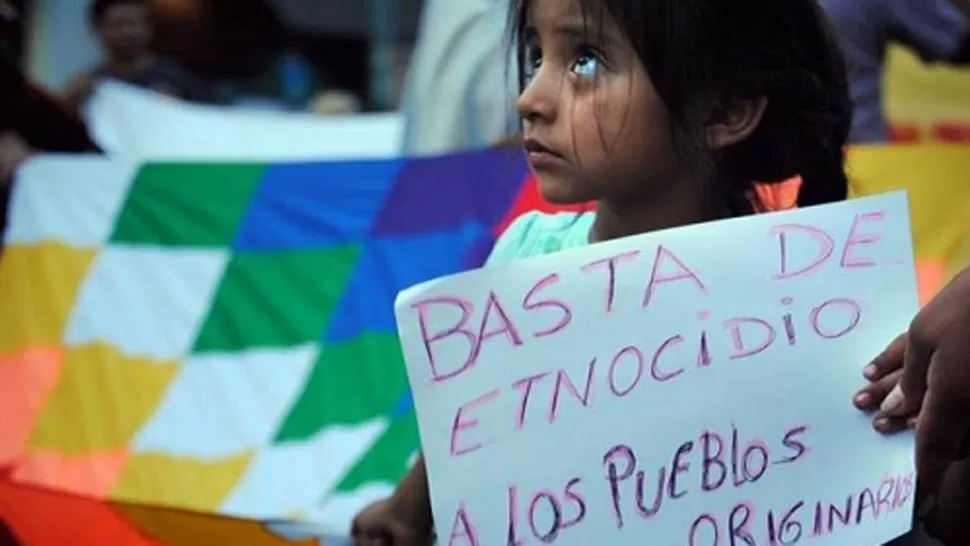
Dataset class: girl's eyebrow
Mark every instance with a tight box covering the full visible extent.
[551,22,618,48]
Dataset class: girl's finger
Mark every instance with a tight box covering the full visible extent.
[864,333,906,381]
[872,415,911,435]
[854,369,903,410]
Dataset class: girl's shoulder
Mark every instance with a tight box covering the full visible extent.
[486,211,593,267]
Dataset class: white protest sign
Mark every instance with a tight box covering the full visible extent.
[395,192,919,546]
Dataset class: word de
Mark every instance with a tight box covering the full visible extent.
[774,211,886,279]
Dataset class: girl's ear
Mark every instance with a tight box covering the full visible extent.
[705,97,768,150]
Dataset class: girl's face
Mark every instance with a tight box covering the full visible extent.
[518,0,682,205]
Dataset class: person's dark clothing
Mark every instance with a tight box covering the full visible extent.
[91,57,216,103]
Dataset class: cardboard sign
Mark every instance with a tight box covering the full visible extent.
[396,192,919,545]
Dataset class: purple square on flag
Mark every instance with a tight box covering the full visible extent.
[371,149,528,236]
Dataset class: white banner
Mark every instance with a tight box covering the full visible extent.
[87,82,404,161]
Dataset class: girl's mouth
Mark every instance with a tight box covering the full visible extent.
[523,137,565,168]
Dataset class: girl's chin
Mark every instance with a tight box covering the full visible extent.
[536,174,596,206]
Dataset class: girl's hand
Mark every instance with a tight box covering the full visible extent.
[853,334,914,433]
[856,267,970,505]
[351,497,430,546]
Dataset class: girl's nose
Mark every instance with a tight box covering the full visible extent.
[517,70,558,124]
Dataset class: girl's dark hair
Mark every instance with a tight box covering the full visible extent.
[512,0,852,211]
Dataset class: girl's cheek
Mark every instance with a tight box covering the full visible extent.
[571,117,604,159]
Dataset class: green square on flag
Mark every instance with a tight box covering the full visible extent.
[331,412,419,493]
[193,246,361,352]
[111,163,266,247]
[275,333,409,442]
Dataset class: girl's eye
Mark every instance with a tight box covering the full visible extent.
[571,49,601,78]
[524,44,542,81]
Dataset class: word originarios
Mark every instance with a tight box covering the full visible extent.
[407,211,888,387]
[687,472,915,546]
[445,295,862,458]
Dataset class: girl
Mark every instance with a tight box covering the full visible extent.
[353,0,970,543]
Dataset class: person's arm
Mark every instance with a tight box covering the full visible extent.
[0,130,31,183]
[18,80,99,153]
[389,455,434,535]
[0,130,30,245]
[0,61,100,253]
[0,58,98,154]
[62,70,99,114]
[864,265,970,544]
[927,459,970,544]
[890,0,970,64]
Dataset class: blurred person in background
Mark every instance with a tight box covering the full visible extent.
[820,0,970,143]
[1,1,99,247]
[399,0,517,155]
[64,0,214,112]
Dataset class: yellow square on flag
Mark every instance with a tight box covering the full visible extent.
[111,451,254,513]
[27,343,178,454]
[0,244,97,354]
